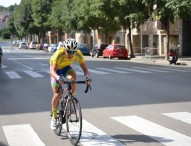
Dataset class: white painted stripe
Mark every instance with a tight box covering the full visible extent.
[150,67,190,72]
[76,71,84,75]
[80,120,125,146]
[97,68,131,73]
[88,69,110,74]
[163,112,191,125]
[5,71,22,79]
[38,63,49,66]
[11,60,33,70]
[8,58,50,60]
[114,67,152,73]
[133,67,170,73]
[3,124,45,146]
[112,116,191,146]
[44,70,50,74]
[24,71,44,78]
[62,119,124,146]
[1,64,8,68]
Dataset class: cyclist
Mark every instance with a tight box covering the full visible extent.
[49,39,90,130]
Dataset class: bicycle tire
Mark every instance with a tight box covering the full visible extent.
[66,97,82,145]
[54,110,63,135]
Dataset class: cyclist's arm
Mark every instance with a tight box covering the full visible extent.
[79,62,89,78]
[50,64,59,79]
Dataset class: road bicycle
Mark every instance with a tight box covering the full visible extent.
[53,78,91,145]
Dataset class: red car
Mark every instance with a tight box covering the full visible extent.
[103,44,128,59]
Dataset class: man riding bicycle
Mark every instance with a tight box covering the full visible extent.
[49,39,90,130]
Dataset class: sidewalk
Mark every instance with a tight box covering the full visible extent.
[130,53,191,67]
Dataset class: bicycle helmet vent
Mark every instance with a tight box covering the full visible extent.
[64,39,78,51]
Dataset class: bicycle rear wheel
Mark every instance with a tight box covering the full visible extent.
[66,97,82,145]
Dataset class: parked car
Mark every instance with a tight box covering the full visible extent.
[48,44,58,52]
[78,44,90,55]
[19,42,28,49]
[29,41,37,49]
[103,44,128,59]
[91,43,108,58]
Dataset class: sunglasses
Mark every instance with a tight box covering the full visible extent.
[67,50,76,55]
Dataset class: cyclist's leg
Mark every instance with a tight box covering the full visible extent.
[51,66,76,116]
[65,66,77,96]
[50,67,68,121]
[50,77,62,130]
[51,77,62,119]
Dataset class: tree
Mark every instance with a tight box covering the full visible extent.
[71,0,119,42]
[101,0,148,58]
[31,0,54,43]
[165,0,191,19]
[8,15,17,36]
[0,28,11,39]
[48,0,64,41]
[142,0,175,60]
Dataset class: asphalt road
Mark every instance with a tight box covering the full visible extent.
[0,47,191,146]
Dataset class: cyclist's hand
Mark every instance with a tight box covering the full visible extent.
[85,77,92,93]
[56,76,64,84]
[85,77,91,85]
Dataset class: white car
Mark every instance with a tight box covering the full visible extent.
[29,41,37,49]
[19,42,28,49]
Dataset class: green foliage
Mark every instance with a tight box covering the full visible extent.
[0,28,11,39]
[165,0,191,19]
[48,0,64,29]
[32,0,53,29]
[0,4,18,13]
[6,0,191,48]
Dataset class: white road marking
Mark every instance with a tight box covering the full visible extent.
[2,124,45,146]
[114,67,152,73]
[163,112,191,125]
[5,71,22,79]
[112,116,191,146]
[1,64,8,68]
[8,58,49,60]
[38,63,49,66]
[62,119,124,146]
[150,67,191,72]
[80,120,125,146]
[44,70,50,74]
[133,67,170,73]
[76,71,84,75]
[97,67,131,73]
[10,60,33,70]
[88,69,111,74]
[24,71,44,78]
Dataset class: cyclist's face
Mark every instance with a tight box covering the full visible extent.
[66,50,76,59]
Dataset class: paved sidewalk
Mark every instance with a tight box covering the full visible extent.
[130,54,191,67]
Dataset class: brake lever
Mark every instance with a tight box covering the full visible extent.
[85,84,92,93]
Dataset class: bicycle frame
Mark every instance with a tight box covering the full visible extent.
[58,81,88,119]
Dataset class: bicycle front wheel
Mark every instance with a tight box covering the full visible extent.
[66,97,82,145]
[54,110,63,135]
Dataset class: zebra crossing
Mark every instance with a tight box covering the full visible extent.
[2,66,191,80]
[2,111,191,146]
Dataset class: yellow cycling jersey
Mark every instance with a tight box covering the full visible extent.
[50,47,85,69]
